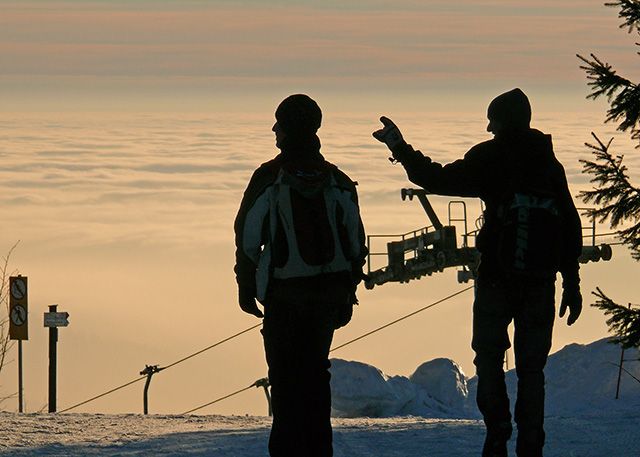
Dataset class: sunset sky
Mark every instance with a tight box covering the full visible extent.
[1,1,638,416]
[1,0,635,112]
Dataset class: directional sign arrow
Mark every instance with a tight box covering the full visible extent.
[44,312,70,328]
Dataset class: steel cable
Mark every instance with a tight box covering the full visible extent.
[58,323,263,413]
[182,285,474,415]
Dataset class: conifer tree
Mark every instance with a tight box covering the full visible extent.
[577,0,640,348]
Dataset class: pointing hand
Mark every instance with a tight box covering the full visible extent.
[372,116,406,150]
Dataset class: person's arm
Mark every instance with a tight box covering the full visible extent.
[234,169,272,318]
[333,168,368,286]
[331,170,368,329]
[373,116,486,198]
[554,159,583,326]
[347,185,368,287]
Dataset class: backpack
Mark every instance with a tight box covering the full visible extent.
[495,157,563,278]
[268,163,356,281]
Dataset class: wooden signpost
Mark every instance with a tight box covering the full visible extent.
[44,304,70,413]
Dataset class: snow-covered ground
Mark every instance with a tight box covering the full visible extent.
[1,413,638,457]
[1,338,639,457]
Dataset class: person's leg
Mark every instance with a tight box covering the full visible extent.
[263,299,335,457]
[263,301,305,457]
[472,278,514,457]
[300,304,335,457]
[512,280,555,457]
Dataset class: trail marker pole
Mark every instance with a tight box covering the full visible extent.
[18,341,23,412]
[44,304,70,412]
[48,305,58,413]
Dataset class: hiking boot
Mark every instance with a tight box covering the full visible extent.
[483,436,508,457]
[482,421,513,457]
[515,427,544,457]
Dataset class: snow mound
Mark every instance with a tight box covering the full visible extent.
[409,358,468,411]
[330,338,640,418]
[541,338,640,415]
[330,358,470,418]
[467,338,640,416]
[329,359,413,417]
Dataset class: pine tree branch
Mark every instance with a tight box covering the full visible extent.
[592,287,640,348]
[578,0,640,140]
[577,53,633,101]
[579,133,640,259]
[577,53,640,141]
[606,1,640,33]
[580,1,640,352]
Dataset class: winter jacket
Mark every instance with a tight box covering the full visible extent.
[393,128,582,285]
[234,151,367,303]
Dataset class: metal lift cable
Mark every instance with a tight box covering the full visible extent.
[183,285,474,415]
[330,285,474,353]
[59,323,263,413]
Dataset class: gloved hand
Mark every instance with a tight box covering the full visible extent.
[239,287,263,318]
[332,303,353,330]
[373,116,407,161]
[559,284,582,326]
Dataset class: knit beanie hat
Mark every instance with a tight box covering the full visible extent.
[275,94,322,136]
[487,88,531,129]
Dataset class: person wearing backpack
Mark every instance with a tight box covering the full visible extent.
[234,94,367,457]
[372,88,582,457]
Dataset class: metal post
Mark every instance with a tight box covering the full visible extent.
[416,193,443,230]
[255,378,272,416]
[18,340,23,413]
[615,345,625,400]
[614,304,632,400]
[48,305,58,413]
[140,365,160,415]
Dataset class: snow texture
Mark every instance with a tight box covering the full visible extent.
[1,338,639,456]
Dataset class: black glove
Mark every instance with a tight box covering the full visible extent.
[239,287,263,318]
[332,286,360,330]
[559,284,582,326]
[372,116,408,162]
[333,303,353,330]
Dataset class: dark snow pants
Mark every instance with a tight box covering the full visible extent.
[472,276,555,457]
[262,278,351,457]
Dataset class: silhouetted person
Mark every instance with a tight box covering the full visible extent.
[235,94,367,457]
[373,88,583,457]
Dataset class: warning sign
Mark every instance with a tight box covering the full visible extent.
[9,276,28,340]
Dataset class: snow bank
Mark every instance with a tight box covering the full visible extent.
[542,338,640,415]
[409,358,468,411]
[330,338,640,418]
[329,359,407,417]
[330,357,471,418]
